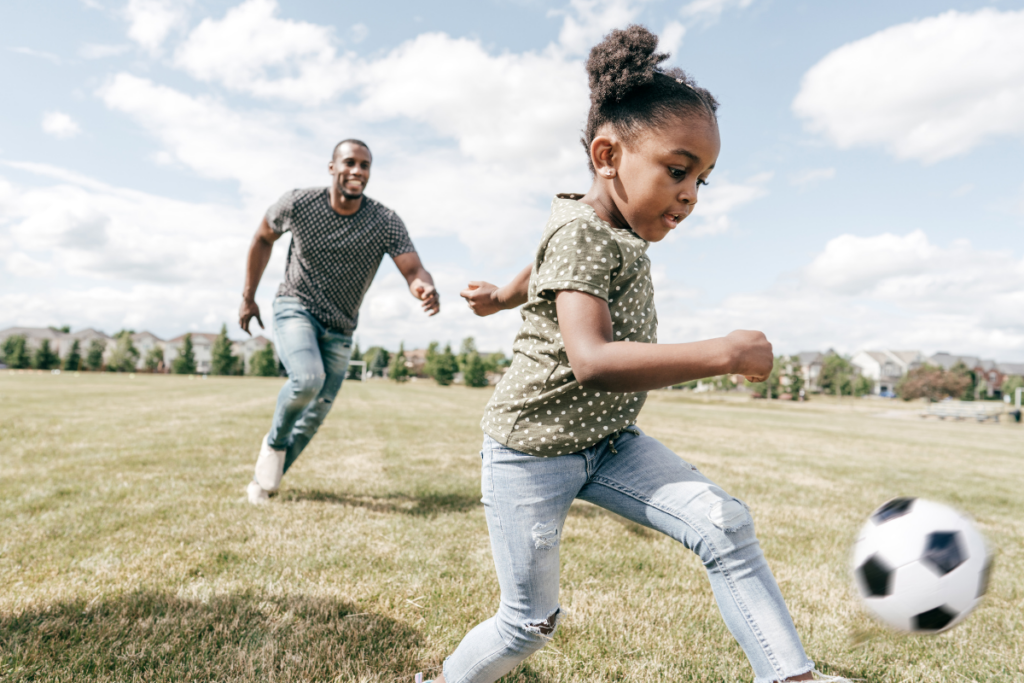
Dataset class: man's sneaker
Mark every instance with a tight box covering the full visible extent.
[254,433,285,493]
[246,480,270,505]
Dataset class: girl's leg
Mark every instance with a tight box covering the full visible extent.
[440,438,586,683]
[577,430,815,683]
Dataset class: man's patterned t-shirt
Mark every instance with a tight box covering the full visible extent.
[267,188,415,334]
[482,194,657,457]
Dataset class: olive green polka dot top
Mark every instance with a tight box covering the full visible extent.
[481,194,657,457]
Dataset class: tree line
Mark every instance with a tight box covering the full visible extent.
[347,337,505,387]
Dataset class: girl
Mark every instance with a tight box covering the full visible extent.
[431,25,849,683]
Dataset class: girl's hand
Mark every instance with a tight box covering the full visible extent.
[461,281,504,316]
[724,330,773,381]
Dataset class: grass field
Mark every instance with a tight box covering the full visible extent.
[1,372,1022,683]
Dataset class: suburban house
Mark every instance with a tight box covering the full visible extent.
[851,350,925,395]
[131,331,164,370]
[929,353,1024,398]
[0,326,115,362]
[164,333,218,374]
[796,351,825,391]
[232,335,274,374]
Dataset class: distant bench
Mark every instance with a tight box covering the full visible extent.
[921,401,1004,422]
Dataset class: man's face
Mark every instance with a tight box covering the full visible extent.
[329,143,372,199]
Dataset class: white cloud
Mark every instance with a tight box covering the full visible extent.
[793,9,1024,164]
[681,172,771,237]
[80,43,131,59]
[97,73,323,202]
[350,23,368,44]
[656,231,1024,359]
[554,0,648,56]
[8,46,61,65]
[124,0,192,53]
[41,111,81,139]
[790,167,835,187]
[680,0,755,23]
[659,21,686,59]
[173,0,353,104]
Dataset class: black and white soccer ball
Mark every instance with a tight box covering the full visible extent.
[851,497,991,633]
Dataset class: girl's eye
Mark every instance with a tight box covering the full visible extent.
[697,178,710,187]
[669,168,686,179]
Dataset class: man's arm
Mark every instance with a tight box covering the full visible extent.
[239,217,282,335]
[393,251,440,316]
[460,264,532,317]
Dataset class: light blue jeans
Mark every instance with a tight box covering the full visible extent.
[267,296,353,474]
[443,430,814,683]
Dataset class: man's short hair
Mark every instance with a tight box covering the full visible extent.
[332,139,372,161]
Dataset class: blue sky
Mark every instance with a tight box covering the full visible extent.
[2,0,1023,360]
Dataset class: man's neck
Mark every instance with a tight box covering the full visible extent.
[328,185,364,216]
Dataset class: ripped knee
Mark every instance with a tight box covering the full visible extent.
[702,487,753,533]
[531,520,560,549]
[523,607,561,638]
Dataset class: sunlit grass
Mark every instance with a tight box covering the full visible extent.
[1,373,1021,682]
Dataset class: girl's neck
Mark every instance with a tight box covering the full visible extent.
[578,182,630,232]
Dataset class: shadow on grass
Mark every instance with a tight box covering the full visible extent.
[283,489,482,516]
[0,591,424,682]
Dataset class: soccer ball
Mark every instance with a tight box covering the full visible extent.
[851,497,991,633]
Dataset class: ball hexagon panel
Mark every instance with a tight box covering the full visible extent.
[914,605,957,631]
[922,531,965,576]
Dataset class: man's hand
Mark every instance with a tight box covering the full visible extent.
[460,281,505,317]
[410,279,440,316]
[239,298,264,336]
[723,330,774,383]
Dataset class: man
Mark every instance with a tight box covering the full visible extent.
[239,139,439,504]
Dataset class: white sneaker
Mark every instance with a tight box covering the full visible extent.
[254,433,285,492]
[246,480,270,505]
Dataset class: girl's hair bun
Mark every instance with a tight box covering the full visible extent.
[586,25,668,109]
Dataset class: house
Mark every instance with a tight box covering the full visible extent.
[795,351,825,391]
[929,353,1005,398]
[231,335,273,374]
[0,326,115,363]
[851,349,925,395]
[130,331,165,370]
[164,332,218,374]
[404,348,428,376]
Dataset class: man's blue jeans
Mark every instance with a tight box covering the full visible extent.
[442,430,814,683]
[267,296,353,474]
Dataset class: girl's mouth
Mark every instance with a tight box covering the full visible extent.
[663,212,683,227]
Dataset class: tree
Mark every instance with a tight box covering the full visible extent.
[853,375,874,397]
[63,340,82,371]
[948,362,977,401]
[423,341,440,379]
[1002,375,1024,403]
[819,353,855,397]
[463,350,489,387]
[172,334,197,374]
[458,337,477,370]
[389,342,410,382]
[210,324,238,375]
[250,342,279,376]
[432,343,460,386]
[896,364,972,402]
[85,339,106,371]
[365,346,390,377]
[107,332,140,373]
[347,343,363,380]
[32,339,60,370]
[144,346,164,373]
[783,355,804,399]
[2,335,30,369]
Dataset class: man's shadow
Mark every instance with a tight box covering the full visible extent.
[282,489,482,516]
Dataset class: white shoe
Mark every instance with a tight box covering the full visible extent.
[247,480,270,505]
[254,433,285,492]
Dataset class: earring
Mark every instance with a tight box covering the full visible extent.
[603,169,615,177]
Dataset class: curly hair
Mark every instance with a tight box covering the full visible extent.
[581,25,719,173]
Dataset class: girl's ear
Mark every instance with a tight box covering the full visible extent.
[591,135,618,179]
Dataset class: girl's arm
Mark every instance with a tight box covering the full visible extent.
[460,264,533,317]
[557,289,773,393]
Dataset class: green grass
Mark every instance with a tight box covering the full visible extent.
[1,372,1021,682]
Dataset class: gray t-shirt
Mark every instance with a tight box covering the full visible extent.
[267,188,415,334]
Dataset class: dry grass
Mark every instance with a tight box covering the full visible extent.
[1,373,1021,682]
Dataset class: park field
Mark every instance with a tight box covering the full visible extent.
[1,372,1022,682]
